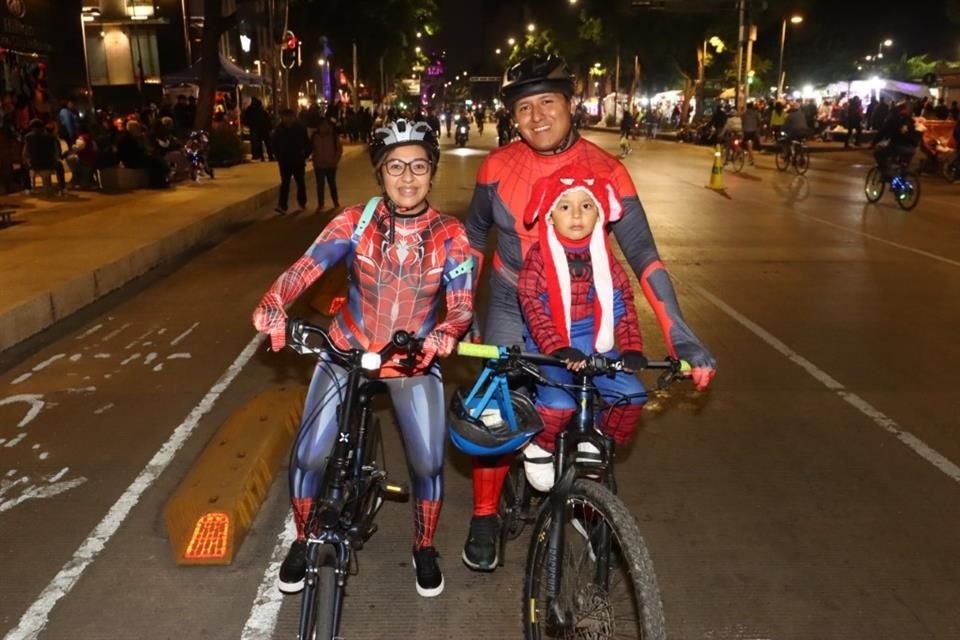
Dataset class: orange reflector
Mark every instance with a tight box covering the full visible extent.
[184,512,230,560]
[328,296,346,315]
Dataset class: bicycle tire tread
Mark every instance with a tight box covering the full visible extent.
[522,479,666,640]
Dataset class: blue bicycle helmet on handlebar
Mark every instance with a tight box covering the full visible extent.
[448,386,543,457]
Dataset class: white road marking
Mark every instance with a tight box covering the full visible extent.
[797,213,960,269]
[94,353,111,359]
[0,394,45,428]
[4,433,27,448]
[143,353,158,365]
[124,328,155,350]
[0,477,87,513]
[68,354,82,363]
[75,324,103,340]
[32,354,65,372]
[120,353,142,366]
[93,403,114,415]
[240,519,298,640]
[99,323,132,342]
[3,333,264,640]
[170,322,199,346]
[689,283,960,484]
[167,353,191,360]
[11,373,31,385]
[49,467,69,483]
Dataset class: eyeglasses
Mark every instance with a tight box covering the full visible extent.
[383,158,432,177]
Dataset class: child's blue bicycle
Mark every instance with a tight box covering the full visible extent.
[450,343,689,640]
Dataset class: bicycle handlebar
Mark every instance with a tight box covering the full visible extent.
[285,317,424,370]
[456,342,690,389]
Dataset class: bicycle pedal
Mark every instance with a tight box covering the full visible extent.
[383,481,409,499]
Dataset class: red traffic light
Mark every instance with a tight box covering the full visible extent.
[285,32,298,50]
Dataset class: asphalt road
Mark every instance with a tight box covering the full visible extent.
[2,126,960,640]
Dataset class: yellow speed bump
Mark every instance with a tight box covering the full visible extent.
[164,385,306,565]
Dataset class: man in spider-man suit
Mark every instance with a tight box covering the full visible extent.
[460,54,717,571]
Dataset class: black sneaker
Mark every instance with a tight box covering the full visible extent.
[277,540,307,594]
[462,514,500,571]
[412,546,444,597]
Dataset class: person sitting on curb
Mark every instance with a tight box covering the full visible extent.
[22,119,64,195]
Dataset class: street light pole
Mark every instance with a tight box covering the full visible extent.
[776,18,787,102]
[776,15,802,102]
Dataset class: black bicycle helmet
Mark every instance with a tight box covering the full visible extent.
[448,387,543,457]
[501,54,575,110]
[369,119,440,175]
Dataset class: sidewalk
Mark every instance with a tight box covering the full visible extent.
[0,148,360,354]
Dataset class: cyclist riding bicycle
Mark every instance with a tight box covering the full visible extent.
[718,109,743,160]
[460,52,716,572]
[871,101,920,179]
[518,164,649,492]
[780,102,810,150]
[252,119,474,598]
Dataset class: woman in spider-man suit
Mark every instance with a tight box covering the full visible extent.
[253,120,473,598]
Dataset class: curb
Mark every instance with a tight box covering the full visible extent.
[0,181,288,354]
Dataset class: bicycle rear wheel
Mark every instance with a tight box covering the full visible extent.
[522,480,666,640]
[775,147,790,171]
[793,147,810,175]
[864,167,885,202]
[895,171,921,210]
[732,148,745,172]
[299,545,339,640]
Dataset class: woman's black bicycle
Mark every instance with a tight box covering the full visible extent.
[284,318,422,640]
[453,343,688,640]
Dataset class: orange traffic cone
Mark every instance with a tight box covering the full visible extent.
[706,144,725,191]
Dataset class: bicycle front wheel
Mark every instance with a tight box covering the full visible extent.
[775,147,790,171]
[299,545,339,640]
[895,171,921,211]
[864,167,885,202]
[522,480,666,640]
[793,147,810,175]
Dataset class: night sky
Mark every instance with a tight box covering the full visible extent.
[435,0,958,84]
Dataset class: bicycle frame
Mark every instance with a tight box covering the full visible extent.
[288,320,420,639]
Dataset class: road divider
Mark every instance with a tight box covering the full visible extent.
[164,384,306,565]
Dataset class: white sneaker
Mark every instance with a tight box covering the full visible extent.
[523,442,555,492]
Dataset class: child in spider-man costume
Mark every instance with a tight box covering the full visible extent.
[518,164,649,491]
[253,120,473,598]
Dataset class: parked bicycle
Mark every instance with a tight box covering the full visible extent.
[184,130,214,182]
[451,342,689,640]
[864,158,921,211]
[284,319,422,640]
[775,136,810,175]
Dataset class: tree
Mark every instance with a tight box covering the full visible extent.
[194,0,254,130]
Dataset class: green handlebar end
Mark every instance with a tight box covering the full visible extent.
[679,360,692,373]
[457,343,502,359]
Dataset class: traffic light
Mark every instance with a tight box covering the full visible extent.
[281,31,301,69]
[747,69,755,85]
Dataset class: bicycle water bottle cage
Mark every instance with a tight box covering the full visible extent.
[447,350,543,457]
